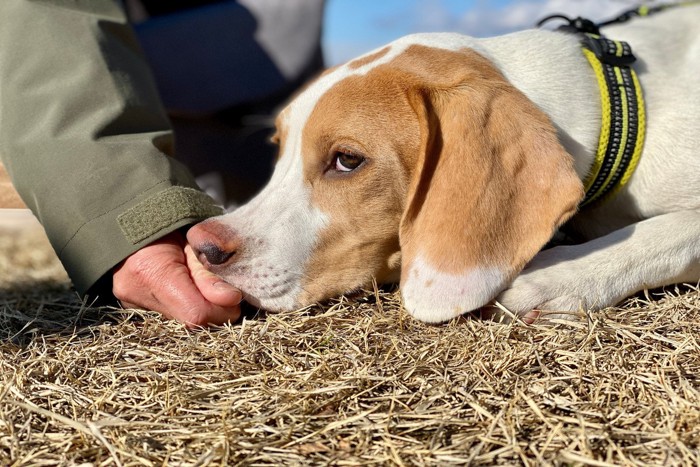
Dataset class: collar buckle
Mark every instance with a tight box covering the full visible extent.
[581,34,637,67]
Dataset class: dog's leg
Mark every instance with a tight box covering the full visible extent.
[496,210,700,319]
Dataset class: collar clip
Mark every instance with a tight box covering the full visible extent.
[581,34,637,67]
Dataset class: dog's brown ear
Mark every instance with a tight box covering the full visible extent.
[396,46,583,322]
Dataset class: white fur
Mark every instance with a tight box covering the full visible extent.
[212,109,328,311]
[402,256,506,323]
[497,211,700,318]
[494,6,700,320]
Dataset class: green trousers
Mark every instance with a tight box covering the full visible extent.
[0,0,222,296]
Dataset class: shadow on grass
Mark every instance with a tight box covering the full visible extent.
[0,281,130,346]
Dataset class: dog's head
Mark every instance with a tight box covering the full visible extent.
[188,35,583,322]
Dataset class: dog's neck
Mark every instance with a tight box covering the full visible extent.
[476,29,601,182]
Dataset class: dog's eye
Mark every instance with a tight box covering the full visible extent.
[333,151,365,172]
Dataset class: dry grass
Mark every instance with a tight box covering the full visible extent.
[1,220,699,466]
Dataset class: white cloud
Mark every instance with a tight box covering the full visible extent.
[415,0,665,37]
[324,0,667,65]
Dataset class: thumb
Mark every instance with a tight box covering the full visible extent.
[185,244,243,308]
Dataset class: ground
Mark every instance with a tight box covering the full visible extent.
[1,212,699,466]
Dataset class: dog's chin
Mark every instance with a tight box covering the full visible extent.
[212,271,306,312]
[240,293,298,313]
[235,277,373,313]
[241,294,262,309]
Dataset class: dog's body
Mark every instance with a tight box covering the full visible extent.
[188,6,700,322]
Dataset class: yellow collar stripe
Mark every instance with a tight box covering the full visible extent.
[580,35,645,208]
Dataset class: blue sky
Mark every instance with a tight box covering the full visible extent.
[322,0,654,64]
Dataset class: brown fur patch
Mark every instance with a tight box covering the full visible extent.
[347,47,390,70]
[270,109,290,161]
[392,46,583,281]
[294,66,423,303]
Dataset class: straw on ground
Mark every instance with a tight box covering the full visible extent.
[1,222,699,465]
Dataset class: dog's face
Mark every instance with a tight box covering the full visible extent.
[188,38,584,322]
[188,48,420,312]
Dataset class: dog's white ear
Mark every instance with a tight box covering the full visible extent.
[397,46,584,322]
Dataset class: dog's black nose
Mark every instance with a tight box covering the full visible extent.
[187,222,240,267]
[198,242,235,266]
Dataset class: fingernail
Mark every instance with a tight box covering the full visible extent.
[213,281,243,304]
[522,310,540,324]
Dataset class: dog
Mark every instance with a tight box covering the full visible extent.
[188,5,700,323]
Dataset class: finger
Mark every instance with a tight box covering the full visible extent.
[141,263,242,328]
[477,303,539,325]
[184,244,243,308]
[520,309,541,325]
[145,258,241,326]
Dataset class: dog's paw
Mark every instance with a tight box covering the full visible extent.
[493,246,611,322]
[495,272,588,321]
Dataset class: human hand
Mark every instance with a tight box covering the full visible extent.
[113,231,242,327]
